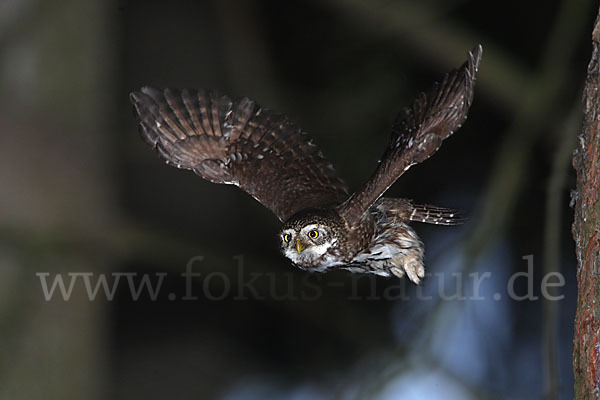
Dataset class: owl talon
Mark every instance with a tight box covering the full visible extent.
[390,267,406,279]
[405,260,425,284]
[391,255,425,284]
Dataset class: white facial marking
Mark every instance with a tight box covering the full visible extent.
[300,224,320,235]
[281,224,336,266]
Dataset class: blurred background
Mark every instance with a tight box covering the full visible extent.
[0,0,594,399]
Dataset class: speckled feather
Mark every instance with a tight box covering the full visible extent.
[130,88,349,222]
[338,45,482,227]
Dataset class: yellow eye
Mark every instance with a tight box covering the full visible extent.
[283,234,291,243]
[308,230,319,239]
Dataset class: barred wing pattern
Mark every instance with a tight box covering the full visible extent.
[130,88,349,222]
[373,198,465,226]
[339,45,482,227]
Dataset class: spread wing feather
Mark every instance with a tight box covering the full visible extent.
[373,198,465,225]
[339,45,482,227]
[130,88,349,222]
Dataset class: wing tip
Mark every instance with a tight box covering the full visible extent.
[469,44,483,71]
[129,89,148,107]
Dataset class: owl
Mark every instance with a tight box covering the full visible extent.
[130,45,482,284]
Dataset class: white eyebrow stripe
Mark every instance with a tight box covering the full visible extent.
[300,224,321,233]
[281,229,295,236]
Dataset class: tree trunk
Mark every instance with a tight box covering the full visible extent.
[573,8,600,400]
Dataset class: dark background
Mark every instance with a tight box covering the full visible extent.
[0,0,594,399]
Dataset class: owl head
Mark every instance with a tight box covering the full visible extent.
[279,210,342,269]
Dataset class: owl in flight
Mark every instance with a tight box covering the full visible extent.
[130,45,482,284]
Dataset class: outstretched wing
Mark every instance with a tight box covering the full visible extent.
[338,45,482,227]
[130,88,349,222]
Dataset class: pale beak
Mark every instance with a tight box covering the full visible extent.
[296,238,304,253]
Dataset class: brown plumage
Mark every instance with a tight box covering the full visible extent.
[130,45,482,283]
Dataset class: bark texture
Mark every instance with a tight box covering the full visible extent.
[573,9,600,400]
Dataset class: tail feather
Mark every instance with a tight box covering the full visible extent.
[408,204,465,225]
[373,197,465,225]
